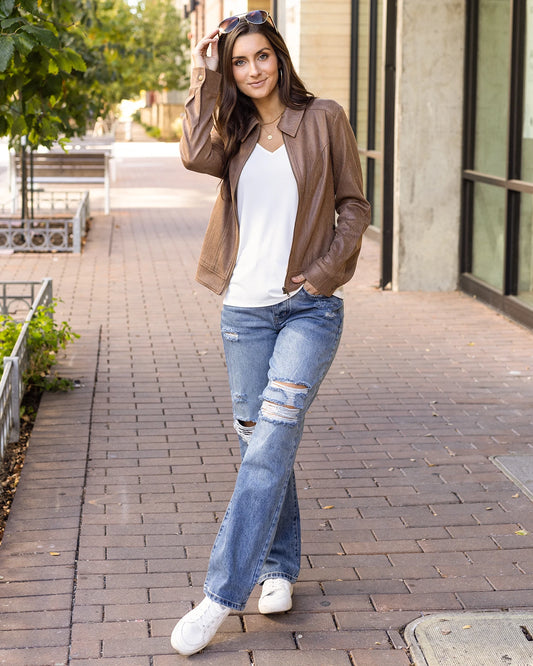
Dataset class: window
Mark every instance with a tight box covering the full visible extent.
[461,0,533,327]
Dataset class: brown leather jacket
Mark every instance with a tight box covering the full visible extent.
[180,67,371,297]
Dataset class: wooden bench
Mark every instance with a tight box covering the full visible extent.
[10,150,111,214]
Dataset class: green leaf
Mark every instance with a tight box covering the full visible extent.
[18,0,38,13]
[11,113,26,136]
[51,50,72,73]
[1,17,25,29]
[0,34,14,71]
[0,0,15,19]
[13,32,36,57]
[22,24,60,49]
[48,58,58,74]
[63,47,86,72]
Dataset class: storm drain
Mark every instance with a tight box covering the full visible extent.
[491,456,533,502]
[405,612,533,665]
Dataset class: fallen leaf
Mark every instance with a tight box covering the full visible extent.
[515,529,529,536]
[463,625,472,630]
[512,494,520,498]
[323,505,335,510]
[49,552,60,556]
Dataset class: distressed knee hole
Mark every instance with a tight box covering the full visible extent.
[260,380,309,425]
[234,419,255,442]
[222,328,239,342]
[261,400,299,423]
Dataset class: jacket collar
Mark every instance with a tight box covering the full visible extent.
[241,105,306,142]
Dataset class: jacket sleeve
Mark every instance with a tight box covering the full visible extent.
[304,104,372,295]
[179,67,225,179]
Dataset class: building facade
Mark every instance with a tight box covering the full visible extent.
[183,0,533,329]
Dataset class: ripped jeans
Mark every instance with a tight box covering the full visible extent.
[203,288,343,610]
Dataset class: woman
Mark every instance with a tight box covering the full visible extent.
[172,10,370,656]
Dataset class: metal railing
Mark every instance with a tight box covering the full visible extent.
[0,191,90,253]
[73,190,90,253]
[1,281,48,317]
[0,278,53,458]
[28,189,87,212]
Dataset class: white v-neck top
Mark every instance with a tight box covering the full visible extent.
[224,143,299,307]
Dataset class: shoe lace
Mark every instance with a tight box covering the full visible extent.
[264,578,289,594]
[200,601,228,629]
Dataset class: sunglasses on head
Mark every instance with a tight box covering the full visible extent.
[218,10,276,35]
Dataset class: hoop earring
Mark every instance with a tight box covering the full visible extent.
[278,68,283,85]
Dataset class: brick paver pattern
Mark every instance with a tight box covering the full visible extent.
[1,138,533,665]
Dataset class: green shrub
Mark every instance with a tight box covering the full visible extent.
[0,300,79,392]
[146,125,161,139]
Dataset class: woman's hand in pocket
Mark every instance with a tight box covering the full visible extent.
[292,274,321,296]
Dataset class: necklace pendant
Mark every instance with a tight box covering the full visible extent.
[267,134,273,140]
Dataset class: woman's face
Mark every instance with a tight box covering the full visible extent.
[231,32,280,103]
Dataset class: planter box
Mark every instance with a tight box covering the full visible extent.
[0,191,90,253]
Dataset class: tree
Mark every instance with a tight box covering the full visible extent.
[0,0,189,215]
[0,0,92,149]
[130,0,190,93]
[84,0,190,103]
[0,0,94,216]
[0,0,190,149]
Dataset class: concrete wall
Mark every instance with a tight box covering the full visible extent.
[393,0,465,291]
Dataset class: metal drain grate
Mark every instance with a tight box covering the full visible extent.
[405,612,533,665]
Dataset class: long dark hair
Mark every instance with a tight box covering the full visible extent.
[215,19,314,196]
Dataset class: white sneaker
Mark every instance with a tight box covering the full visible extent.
[170,597,230,656]
[258,578,293,614]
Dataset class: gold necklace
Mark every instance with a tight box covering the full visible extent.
[260,109,285,140]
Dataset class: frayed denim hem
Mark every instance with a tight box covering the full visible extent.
[257,572,298,585]
[204,585,247,612]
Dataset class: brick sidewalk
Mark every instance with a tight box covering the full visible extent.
[1,144,533,665]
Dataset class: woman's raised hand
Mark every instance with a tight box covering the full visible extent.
[192,29,220,71]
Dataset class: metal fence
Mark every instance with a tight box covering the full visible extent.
[0,191,90,253]
[0,278,53,458]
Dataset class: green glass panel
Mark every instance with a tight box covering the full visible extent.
[472,182,505,290]
[522,0,533,184]
[474,0,510,177]
[518,193,533,305]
